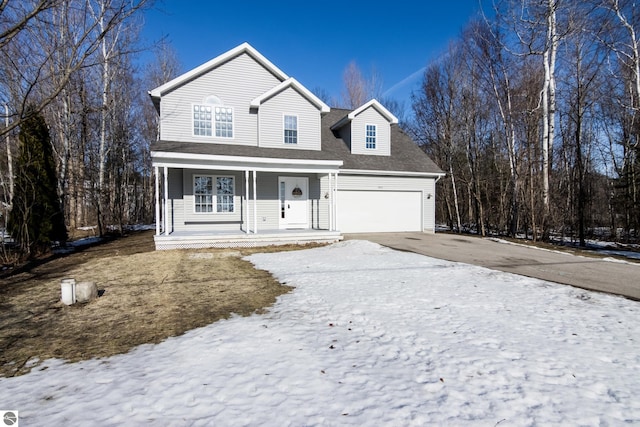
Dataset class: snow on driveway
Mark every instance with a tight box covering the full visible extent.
[1,240,638,426]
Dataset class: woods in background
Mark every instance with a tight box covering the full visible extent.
[0,0,181,258]
[2,0,640,260]
[410,0,640,244]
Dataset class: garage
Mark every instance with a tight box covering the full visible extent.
[338,190,423,233]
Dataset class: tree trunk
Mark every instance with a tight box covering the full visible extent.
[541,0,559,238]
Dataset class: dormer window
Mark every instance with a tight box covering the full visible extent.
[193,96,233,138]
[366,124,377,149]
[284,114,298,144]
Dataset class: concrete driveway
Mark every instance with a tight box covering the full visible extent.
[346,232,640,301]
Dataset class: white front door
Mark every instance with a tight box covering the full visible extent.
[279,177,309,229]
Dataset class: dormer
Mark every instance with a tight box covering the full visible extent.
[330,99,398,156]
[250,78,330,151]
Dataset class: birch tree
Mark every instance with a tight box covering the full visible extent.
[541,0,559,221]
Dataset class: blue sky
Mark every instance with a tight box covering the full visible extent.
[141,1,483,108]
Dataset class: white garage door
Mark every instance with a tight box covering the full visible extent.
[338,190,422,233]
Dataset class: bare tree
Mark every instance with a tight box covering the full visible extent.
[0,0,58,49]
[598,0,640,238]
[0,0,151,137]
[468,18,523,236]
[412,44,467,232]
[341,61,384,108]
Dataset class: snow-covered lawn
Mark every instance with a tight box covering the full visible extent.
[1,240,638,426]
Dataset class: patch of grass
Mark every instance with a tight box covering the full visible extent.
[0,231,320,377]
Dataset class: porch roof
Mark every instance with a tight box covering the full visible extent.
[151,148,342,173]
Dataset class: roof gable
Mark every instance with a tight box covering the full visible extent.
[330,99,398,130]
[251,78,330,113]
[149,42,289,100]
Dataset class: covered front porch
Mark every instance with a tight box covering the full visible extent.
[152,150,343,250]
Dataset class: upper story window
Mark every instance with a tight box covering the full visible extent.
[366,124,377,149]
[193,96,233,138]
[193,105,212,136]
[284,115,298,144]
[194,175,235,213]
[215,106,233,138]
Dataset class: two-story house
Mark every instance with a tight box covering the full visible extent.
[149,43,444,249]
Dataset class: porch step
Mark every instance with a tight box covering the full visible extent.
[154,230,343,250]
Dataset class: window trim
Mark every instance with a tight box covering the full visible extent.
[191,103,235,139]
[192,104,213,137]
[193,174,235,214]
[283,114,298,144]
[365,123,377,149]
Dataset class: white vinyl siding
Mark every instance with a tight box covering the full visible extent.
[350,107,391,156]
[165,168,184,234]
[257,87,322,150]
[338,174,437,232]
[160,53,283,145]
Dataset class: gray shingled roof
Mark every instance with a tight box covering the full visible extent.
[151,108,443,175]
[321,108,443,174]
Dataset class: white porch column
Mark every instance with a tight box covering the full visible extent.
[155,166,160,236]
[163,166,169,235]
[334,172,339,231]
[328,173,333,231]
[244,170,250,234]
[252,170,258,233]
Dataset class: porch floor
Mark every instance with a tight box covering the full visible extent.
[153,228,343,250]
